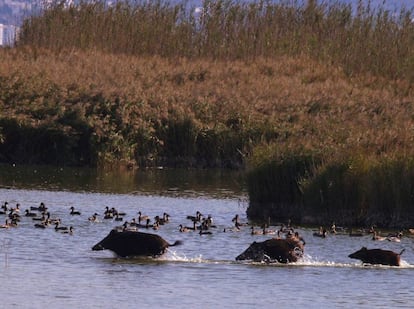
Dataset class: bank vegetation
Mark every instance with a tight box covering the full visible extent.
[1,0,414,227]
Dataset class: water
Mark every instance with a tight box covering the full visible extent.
[1,165,414,308]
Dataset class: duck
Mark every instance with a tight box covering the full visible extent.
[223,225,242,232]
[152,222,160,231]
[103,206,114,218]
[187,211,203,223]
[199,229,213,235]
[34,221,48,229]
[199,220,211,231]
[135,218,152,229]
[70,206,81,216]
[121,221,138,232]
[1,201,8,212]
[114,214,123,221]
[330,222,337,234]
[372,231,386,241]
[129,218,138,226]
[0,219,10,229]
[88,213,100,222]
[61,226,74,235]
[31,202,47,212]
[54,221,69,231]
[11,203,20,213]
[179,224,190,232]
[108,207,120,217]
[231,214,240,224]
[202,215,216,228]
[180,221,197,231]
[8,218,18,227]
[103,212,114,220]
[313,227,327,238]
[155,212,170,224]
[45,212,60,224]
[8,211,20,222]
[24,209,38,217]
[232,214,248,228]
[387,231,403,242]
[262,224,277,235]
[138,211,149,224]
[154,215,165,226]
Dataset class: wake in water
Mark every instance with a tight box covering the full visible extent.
[163,250,414,269]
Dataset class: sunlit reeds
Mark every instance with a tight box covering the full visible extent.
[17,0,414,81]
[2,0,414,225]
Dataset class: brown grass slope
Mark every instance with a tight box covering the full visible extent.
[1,0,414,227]
[1,48,412,168]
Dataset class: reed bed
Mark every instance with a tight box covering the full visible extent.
[17,0,414,81]
[247,152,414,228]
[2,0,414,226]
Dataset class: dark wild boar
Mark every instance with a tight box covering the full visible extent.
[236,238,304,263]
[92,229,182,257]
[348,247,405,266]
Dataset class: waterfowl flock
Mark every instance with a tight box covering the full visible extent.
[0,199,304,241]
[0,201,74,234]
[1,199,410,265]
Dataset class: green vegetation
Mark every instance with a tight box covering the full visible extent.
[1,0,414,226]
[247,151,414,228]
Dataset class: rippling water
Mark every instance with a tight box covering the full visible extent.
[1,166,414,308]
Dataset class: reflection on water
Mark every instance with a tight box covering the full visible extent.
[0,164,246,198]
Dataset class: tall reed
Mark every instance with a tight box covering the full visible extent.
[16,0,414,81]
[247,148,414,227]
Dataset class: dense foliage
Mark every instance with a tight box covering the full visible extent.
[2,0,414,226]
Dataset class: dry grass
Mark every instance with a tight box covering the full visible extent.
[2,0,414,225]
[1,47,413,166]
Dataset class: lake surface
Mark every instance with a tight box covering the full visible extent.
[0,165,414,308]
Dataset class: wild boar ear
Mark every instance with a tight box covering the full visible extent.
[253,241,257,244]
[362,247,367,250]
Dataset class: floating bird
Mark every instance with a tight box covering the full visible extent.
[61,226,74,235]
[262,224,277,235]
[34,222,48,229]
[24,209,38,217]
[54,221,69,231]
[1,201,8,212]
[31,202,47,212]
[387,231,403,242]
[372,231,386,241]
[199,230,213,235]
[70,206,81,216]
[0,219,10,229]
[179,224,190,232]
[88,213,99,222]
[187,211,203,223]
[11,203,20,213]
[138,211,149,224]
[114,214,123,221]
[313,227,327,238]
